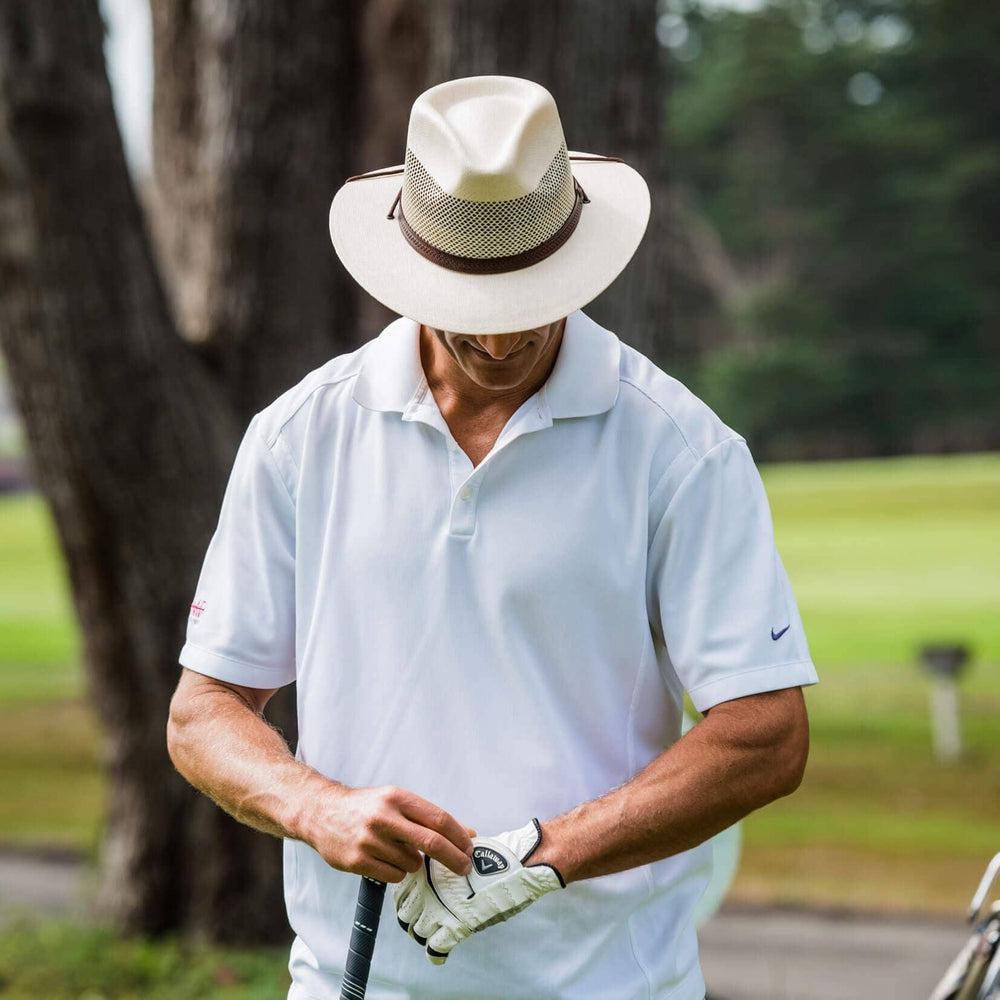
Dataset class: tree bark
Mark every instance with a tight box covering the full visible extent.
[148,0,365,942]
[0,0,363,942]
[0,0,237,935]
[149,0,364,418]
[354,0,432,335]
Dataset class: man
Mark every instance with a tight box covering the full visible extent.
[167,76,817,1000]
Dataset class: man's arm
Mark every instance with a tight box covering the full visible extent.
[529,687,809,882]
[166,667,474,882]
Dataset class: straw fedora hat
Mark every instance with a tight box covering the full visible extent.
[329,75,650,335]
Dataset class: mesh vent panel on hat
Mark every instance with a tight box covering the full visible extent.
[400,143,577,260]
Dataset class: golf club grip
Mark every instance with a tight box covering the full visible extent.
[339,876,387,999]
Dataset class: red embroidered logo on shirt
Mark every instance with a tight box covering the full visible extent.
[190,600,207,621]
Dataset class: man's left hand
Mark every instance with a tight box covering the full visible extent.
[394,819,565,965]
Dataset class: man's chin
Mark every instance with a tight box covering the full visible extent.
[467,371,529,391]
[463,357,537,390]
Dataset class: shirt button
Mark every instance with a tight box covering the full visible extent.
[459,487,473,501]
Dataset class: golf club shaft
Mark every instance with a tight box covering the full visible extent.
[340,876,387,999]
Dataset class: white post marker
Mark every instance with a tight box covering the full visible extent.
[929,677,962,762]
[919,644,970,763]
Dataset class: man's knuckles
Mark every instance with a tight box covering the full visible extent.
[360,808,382,830]
[425,804,450,832]
[341,846,369,873]
[400,852,423,874]
[376,785,405,808]
[420,830,447,855]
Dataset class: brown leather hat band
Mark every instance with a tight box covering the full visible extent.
[344,155,624,275]
[393,178,587,275]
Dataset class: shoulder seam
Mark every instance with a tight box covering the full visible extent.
[250,417,297,507]
[660,435,745,524]
[618,376,698,457]
[260,367,362,449]
[649,443,699,502]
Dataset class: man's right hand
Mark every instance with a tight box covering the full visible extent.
[299,784,475,883]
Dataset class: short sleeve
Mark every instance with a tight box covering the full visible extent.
[646,437,818,713]
[179,417,297,689]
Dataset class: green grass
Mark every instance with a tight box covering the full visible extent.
[1,452,999,914]
[0,921,289,999]
[765,452,1000,667]
[0,494,79,700]
[0,495,101,851]
[0,700,101,851]
[737,453,1000,912]
[734,661,1000,912]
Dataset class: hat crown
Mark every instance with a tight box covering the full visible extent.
[405,76,566,202]
[400,76,580,263]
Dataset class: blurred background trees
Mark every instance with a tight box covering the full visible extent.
[666,0,1000,458]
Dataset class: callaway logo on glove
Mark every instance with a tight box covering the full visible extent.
[394,819,565,964]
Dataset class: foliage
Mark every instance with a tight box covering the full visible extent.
[665,0,1000,458]
[0,495,77,686]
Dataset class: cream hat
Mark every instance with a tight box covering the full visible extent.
[329,75,651,335]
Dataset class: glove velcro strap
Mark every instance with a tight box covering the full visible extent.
[521,863,565,893]
[475,896,535,931]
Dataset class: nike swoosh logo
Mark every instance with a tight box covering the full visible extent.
[771,625,790,641]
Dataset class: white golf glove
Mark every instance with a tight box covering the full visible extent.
[394,818,565,965]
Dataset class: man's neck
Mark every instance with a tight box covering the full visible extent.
[418,320,565,421]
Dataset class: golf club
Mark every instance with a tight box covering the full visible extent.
[339,876,387,999]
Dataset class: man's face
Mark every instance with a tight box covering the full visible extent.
[427,319,565,392]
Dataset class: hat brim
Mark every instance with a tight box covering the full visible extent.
[329,151,651,335]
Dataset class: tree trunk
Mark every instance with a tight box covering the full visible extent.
[149,0,364,417]
[0,0,237,935]
[354,0,432,335]
[148,0,365,942]
[0,0,363,942]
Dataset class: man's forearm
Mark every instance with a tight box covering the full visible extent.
[166,675,329,841]
[167,669,476,881]
[531,688,809,883]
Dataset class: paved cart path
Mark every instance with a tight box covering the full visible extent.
[700,906,967,1000]
[0,850,90,920]
[0,851,969,999]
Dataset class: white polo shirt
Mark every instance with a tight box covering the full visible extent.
[180,309,818,1000]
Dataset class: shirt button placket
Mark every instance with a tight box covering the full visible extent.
[452,486,476,535]
[451,480,477,536]
[447,442,477,537]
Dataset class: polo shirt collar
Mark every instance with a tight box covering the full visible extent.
[351,309,621,419]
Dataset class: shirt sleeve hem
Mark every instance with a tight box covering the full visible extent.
[687,658,819,713]
[179,641,296,690]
